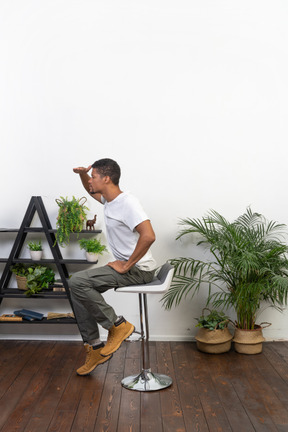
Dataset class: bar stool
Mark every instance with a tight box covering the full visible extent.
[115,262,174,391]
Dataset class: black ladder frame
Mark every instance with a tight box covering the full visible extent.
[0,196,101,320]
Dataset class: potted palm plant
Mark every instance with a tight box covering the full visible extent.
[78,238,107,262]
[162,208,288,354]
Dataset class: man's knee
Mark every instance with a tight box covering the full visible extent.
[69,270,88,293]
[69,266,118,296]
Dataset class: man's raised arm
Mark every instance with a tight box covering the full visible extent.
[73,166,102,203]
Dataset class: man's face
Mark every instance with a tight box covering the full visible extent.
[88,168,106,194]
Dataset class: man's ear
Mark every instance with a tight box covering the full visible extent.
[103,176,111,184]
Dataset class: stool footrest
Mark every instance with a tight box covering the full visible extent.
[121,368,172,392]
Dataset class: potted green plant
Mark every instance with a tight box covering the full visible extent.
[10,263,29,290]
[55,196,89,247]
[27,240,43,260]
[78,238,107,262]
[162,208,288,354]
[10,263,55,297]
[195,308,232,353]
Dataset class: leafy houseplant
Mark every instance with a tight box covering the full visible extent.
[78,238,107,262]
[10,263,55,297]
[27,240,43,260]
[10,263,28,278]
[55,196,89,247]
[195,309,232,354]
[196,308,230,331]
[27,241,42,251]
[162,208,288,350]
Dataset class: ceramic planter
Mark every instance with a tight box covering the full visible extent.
[195,327,233,354]
[29,250,43,261]
[233,324,270,354]
[85,252,98,262]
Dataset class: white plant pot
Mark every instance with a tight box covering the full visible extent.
[30,250,43,261]
[86,252,98,262]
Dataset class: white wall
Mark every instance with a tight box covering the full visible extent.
[1,0,288,341]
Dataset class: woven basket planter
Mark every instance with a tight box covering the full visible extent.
[16,275,28,291]
[233,324,270,354]
[195,327,233,354]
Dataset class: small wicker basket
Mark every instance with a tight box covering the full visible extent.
[196,327,233,354]
[233,325,267,355]
[16,275,28,291]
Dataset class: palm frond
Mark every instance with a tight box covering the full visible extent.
[162,258,212,309]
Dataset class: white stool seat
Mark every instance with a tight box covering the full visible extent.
[115,263,174,294]
[115,262,174,392]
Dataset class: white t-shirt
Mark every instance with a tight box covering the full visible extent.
[102,192,157,271]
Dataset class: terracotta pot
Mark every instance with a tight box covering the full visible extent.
[233,325,268,354]
[195,327,233,354]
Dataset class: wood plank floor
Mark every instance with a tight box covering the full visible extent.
[0,340,288,432]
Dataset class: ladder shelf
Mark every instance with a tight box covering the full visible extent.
[0,196,101,325]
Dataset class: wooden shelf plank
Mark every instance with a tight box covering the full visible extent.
[0,288,68,299]
[0,317,76,324]
[10,258,97,264]
[1,259,98,264]
[0,228,101,234]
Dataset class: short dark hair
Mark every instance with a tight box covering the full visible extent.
[92,158,121,185]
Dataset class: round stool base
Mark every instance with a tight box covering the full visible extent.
[121,369,172,392]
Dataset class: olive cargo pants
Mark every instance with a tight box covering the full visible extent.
[69,265,155,344]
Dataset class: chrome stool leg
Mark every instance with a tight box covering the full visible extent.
[121,293,173,391]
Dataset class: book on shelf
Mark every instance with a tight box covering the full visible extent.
[0,314,23,322]
[14,309,44,321]
[52,281,65,292]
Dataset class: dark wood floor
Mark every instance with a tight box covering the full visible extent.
[0,340,288,432]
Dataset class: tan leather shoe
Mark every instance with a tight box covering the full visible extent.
[101,317,135,357]
[77,344,112,376]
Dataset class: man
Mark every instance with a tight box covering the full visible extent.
[70,158,157,376]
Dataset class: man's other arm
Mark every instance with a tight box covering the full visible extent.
[107,220,156,274]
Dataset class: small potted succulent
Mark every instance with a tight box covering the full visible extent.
[27,241,43,261]
[195,308,232,354]
[78,238,107,262]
